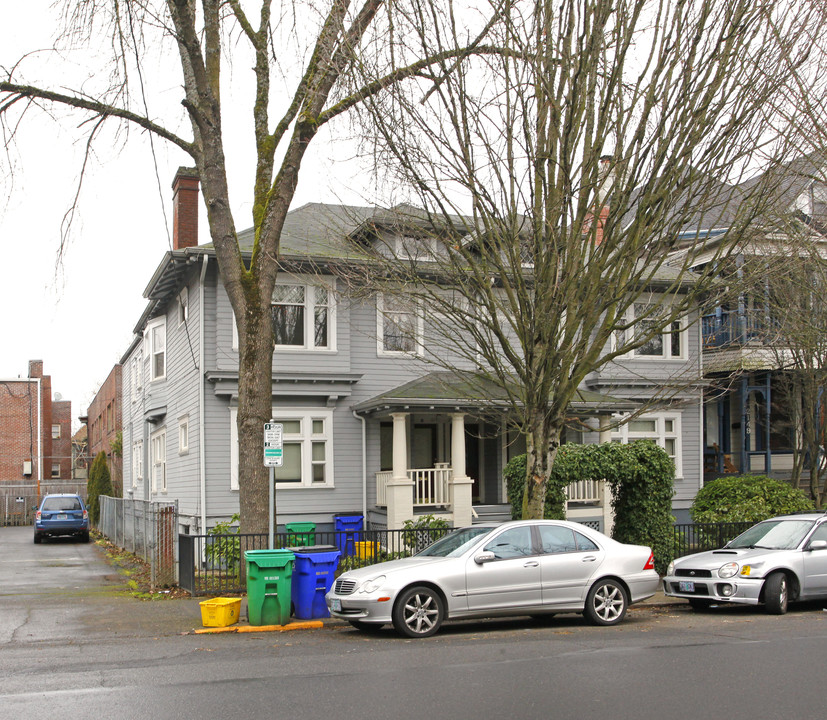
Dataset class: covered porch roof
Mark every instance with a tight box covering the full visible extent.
[352,371,639,417]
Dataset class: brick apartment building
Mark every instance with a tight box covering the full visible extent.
[0,361,74,522]
[85,364,123,495]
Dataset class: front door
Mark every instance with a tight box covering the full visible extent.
[412,424,437,468]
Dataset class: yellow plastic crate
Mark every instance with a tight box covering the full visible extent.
[200,597,242,627]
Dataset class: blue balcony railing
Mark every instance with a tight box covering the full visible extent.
[701,310,779,348]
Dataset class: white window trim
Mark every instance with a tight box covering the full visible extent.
[376,292,424,357]
[150,427,167,493]
[612,412,683,479]
[132,439,143,488]
[613,302,687,361]
[146,317,167,381]
[229,407,334,490]
[179,415,190,455]
[270,279,337,352]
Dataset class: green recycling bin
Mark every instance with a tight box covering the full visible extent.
[285,521,316,547]
[245,549,295,626]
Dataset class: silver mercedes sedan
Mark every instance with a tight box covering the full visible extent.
[663,513,827,614]
[325,520,659,637]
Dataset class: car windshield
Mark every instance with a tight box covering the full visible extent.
[727,519,814,550]
[417,527,493,557]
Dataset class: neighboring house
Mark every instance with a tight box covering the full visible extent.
[86,365,123,495]
[120,168,704,534]
[0,360,74,524]
[680,153,827,487]
[71,424,89,480]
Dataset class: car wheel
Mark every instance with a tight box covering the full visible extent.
[33,533,42,544]
[392,585,445,638]
[348,620,385,633]
[80,532,90,543]
[764,572,789,615]
[688,598,712,611]
[584,579,628,626]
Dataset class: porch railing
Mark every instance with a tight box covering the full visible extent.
[376,467,452,507]
[565,478,602,503]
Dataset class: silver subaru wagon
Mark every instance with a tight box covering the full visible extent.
[663,513,827,613]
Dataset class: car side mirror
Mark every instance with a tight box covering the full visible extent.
[474,551,496,565]
[807,540,827,551]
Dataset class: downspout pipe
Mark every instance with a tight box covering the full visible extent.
[199,254,209,534]
[352,410,367,522]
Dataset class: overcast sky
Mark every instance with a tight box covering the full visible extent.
[0,1,371,429]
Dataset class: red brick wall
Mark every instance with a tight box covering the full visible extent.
[87,365,123,495]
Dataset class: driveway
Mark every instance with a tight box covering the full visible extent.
[0,525,202,644]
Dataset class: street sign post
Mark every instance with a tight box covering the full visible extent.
[264,422,283,549]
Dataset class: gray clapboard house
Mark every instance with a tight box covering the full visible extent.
[120,169,704,534]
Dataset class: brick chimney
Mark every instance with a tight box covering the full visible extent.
[172,167,200,250]
[582,156,614,247]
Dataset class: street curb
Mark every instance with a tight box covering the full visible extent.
[194,620,324,634]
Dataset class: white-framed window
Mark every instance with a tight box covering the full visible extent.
[132,439,143,488]
[271,281,335,350]
[51,462,60,478]
[51,424,61,439]
[394,235,440,261]
[229,408,334,490]
[146,318,166,380]
[151,428,167,493]
[377,293,423,356]
[179,416,189,455]
[132,350,143,402]
[178,287,189,326]
[612,413,682,478]
[616,303,685,359]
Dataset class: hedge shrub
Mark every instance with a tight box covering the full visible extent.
[690,474,814,523]
[87,451,113,525]
[505,440,675,573]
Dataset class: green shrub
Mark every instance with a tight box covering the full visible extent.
[87,451,113,525]
[690,474,814,524]
[402,514,450,551]
[205,513,241,575]
[504,440,675,574]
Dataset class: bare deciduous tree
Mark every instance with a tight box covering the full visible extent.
[346,0,825,518]
[1,1,506,533]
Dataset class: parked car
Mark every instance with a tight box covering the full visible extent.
[663,512,827,614]
[34,494,90,544]
[325,520,658,637]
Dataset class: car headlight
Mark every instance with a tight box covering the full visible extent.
[718,562,739,578]
[358,575,386,594]
[666,561,675,576]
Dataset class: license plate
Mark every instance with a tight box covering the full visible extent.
[57,514,68,520]
[679,580,695,593]
[331,599,342,612]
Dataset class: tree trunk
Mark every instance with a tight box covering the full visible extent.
[236,281,276,536]
[522,411,563,520]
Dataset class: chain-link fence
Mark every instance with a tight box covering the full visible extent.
[98,496,178,589]
[0,482,88,527]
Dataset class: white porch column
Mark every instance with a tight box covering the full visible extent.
[599,414,615,536]
[386,412,414,529]
[449,413,474,527]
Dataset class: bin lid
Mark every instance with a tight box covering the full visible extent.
[245,549,295,567]
[333,512,364,518]
[289,544,339,554]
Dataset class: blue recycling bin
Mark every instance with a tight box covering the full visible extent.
[290,545,341,619]
[334,513,364,556]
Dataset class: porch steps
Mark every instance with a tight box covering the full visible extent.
[472,504,512,524]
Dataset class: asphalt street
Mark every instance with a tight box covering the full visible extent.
[3,524,827,720]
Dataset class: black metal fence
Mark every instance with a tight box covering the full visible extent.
[178,521,757,596]
[179,526,449,596]
[672,521,754,559]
